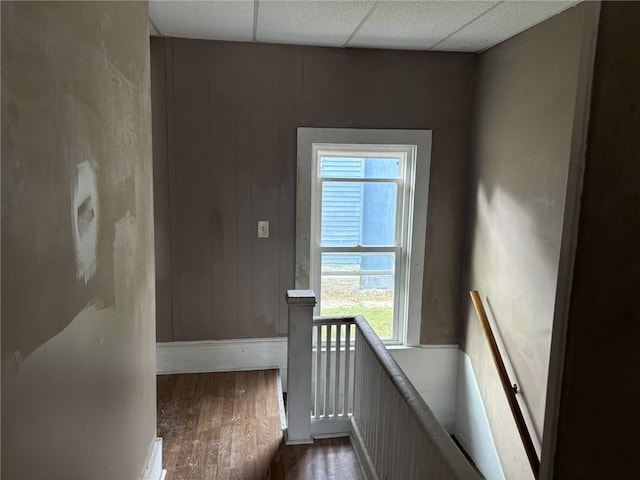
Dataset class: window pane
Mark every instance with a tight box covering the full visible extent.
[320,156,400,179]
[321,181,397,246]
[321,181,362,246]
[320,252,395,339]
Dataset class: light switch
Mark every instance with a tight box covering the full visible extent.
[257,220,269,238]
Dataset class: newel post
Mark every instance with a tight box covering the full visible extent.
[285,289,316,444]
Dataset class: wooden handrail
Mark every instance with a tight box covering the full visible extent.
[469,290,540,479]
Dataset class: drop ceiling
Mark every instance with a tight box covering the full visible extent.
[149,0,581,53]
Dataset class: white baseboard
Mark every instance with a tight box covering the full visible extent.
[276,370,287,431]
[156,337,288,389]
[142,437,165,480]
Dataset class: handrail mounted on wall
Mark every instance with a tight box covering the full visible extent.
[469,290,540,479]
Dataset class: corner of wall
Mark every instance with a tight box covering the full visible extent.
[539,2,601,478]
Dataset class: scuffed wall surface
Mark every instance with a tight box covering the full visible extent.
[553,2,640,478]
[1,2,156,479]
[151,39,476,343]
[460,4,595,479]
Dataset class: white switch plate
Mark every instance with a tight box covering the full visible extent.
[258,220,269,238]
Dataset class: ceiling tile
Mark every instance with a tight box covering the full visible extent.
[256,0,376,47]
[149,0,584,54]
[436,0,579,52]
[350,0,499,50]
[149,0,254,42]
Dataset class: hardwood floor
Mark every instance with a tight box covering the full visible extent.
[157,371,365,480]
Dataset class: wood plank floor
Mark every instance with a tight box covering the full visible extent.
[157,370,365,480]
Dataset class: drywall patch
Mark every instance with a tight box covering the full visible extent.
[72,161,99,283]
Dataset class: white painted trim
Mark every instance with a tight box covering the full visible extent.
[350,418,379,480]
[156,338,288,389]
[276,370,287,432]
[296,128,432,347]
[454,351,505,480]
[142,437,165,480]
[284,431,315,445]
[285,291,315,444]
[311,417,353,438]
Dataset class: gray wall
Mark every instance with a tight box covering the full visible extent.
[460,4,596,479]
[152,38,476,344]
[1,2,157,479]
[552,2,640,478]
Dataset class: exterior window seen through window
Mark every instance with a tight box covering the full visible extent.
[312,149,413,342]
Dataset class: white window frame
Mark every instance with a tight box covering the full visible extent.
[296,128,432,346]
[312,145,412,344]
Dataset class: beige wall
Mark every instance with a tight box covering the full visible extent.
[152,39,476,344]
[551,2,640,478]
[1,2,157,479]
[461,3,597,479]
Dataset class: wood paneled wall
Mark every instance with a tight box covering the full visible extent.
[151,37,476,343]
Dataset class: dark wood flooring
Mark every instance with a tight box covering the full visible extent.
[157,370,365,480]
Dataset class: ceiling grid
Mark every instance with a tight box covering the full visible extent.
[343,1,381,48]
[149,0,581,53]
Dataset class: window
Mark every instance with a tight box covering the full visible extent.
[312,147,412,342]
[297,129,431,346]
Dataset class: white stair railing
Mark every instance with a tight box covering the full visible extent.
[311,317,355,437]
[351,315,482,480]
[285,290,483,479]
